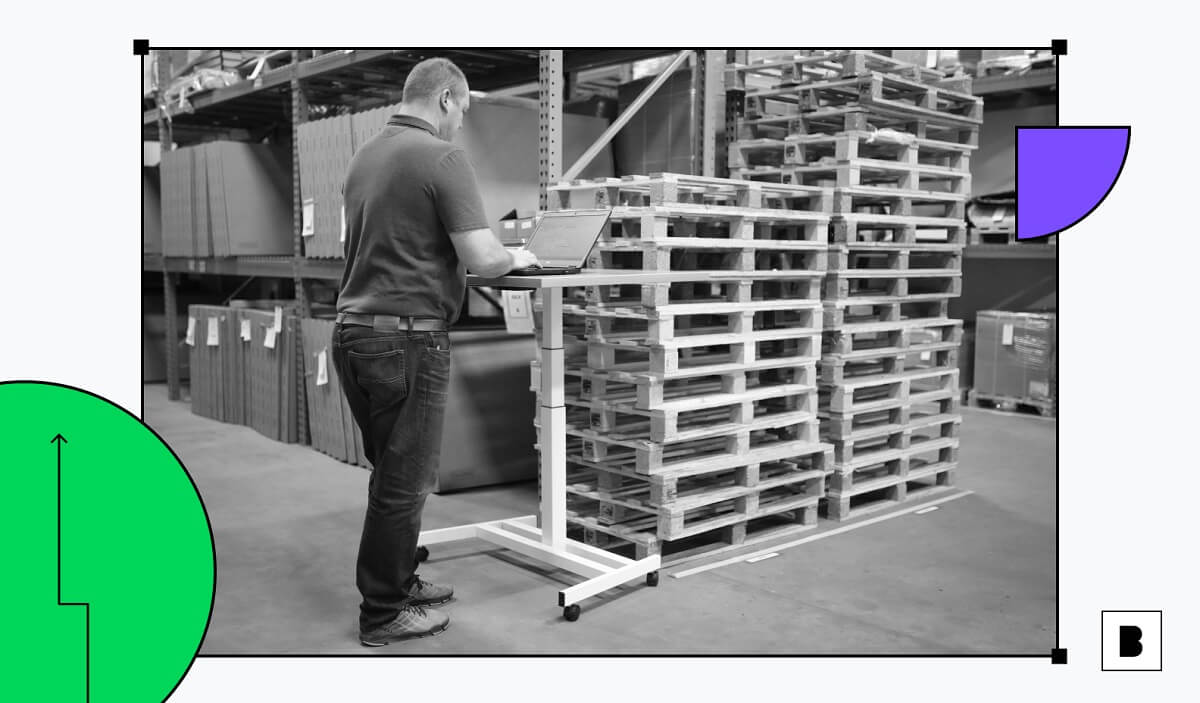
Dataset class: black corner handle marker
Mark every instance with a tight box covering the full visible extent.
[133,39,150,56]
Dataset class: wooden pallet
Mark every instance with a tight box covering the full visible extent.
[822,456,957,522]
[588,244,827,275]
[726,51,955,91]
[820,390,961,440]
[578,275,824,314]
[827,412,960,466]
[729,131,974,173]
[601,204,829,247]
[819,367,959,414]
[743,73,982,127]
[822,317,962,356]
[832,215,968,247]
[540,332,821,387]
[742,158,970,194]
[549,172,832,213]
[823,269,962,300]
[565,447,828,541]
[820,346,958,384]
[564,304,822,346]
[569,499,823,563]
[822,297,951,328]
[553,421,830,476]
[573,328,824,378]
[733,106,980,147]
[969,390,1057,418]
[553,373,817,444]
[827,248,962,272]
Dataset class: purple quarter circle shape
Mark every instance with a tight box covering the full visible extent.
[1017,127,1130,239]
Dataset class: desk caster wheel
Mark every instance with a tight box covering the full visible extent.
[646,571,659,587]
[563,604,581,622]
[416,546,430,563]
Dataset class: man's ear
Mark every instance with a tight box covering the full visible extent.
[440,89,452,112]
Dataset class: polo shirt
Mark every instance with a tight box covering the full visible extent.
[337,114,489,323]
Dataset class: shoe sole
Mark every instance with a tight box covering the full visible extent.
[359,621,449,647]
[411,595,454,607]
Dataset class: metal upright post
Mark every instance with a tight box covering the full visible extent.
[156,50,182,401]
[691,51,704,176]
[290,51,311,446]
[538,51,563,210]
[702,50,725,178]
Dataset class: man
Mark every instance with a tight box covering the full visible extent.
[332,57,538,647]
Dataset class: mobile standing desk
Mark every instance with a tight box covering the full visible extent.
[417,269,733,621]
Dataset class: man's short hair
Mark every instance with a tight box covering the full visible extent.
[402,58,468,104]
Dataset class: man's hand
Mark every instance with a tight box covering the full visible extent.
[509,249,539,271]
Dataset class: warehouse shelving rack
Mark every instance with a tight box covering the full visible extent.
[144,48,1055,437]
[144,49,701,439]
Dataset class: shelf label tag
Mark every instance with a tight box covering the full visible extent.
[206,317,220,346]
[302,198,315,237]
[1002,323,1014,346]
[317,349,329,386]
[273,306,283,333]
[185,317,196,346]
[240,319,252,341]
[264,328,277,349]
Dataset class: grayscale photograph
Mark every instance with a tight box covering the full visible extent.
[140,48,1058,655]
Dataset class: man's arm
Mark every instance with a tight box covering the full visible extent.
[449,228,536,278]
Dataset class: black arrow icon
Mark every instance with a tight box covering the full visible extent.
[52,434,91,702]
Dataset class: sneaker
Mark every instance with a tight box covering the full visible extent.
[409,575,454,606]
[359,604,449,647]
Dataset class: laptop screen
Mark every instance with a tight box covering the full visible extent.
[525,210,611,267]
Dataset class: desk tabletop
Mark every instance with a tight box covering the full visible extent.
[468,269,750,289]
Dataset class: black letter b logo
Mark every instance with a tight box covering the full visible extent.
[1119,626,1143,657]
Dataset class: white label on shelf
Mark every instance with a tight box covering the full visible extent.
[273,306,283,333]
[1002,323,1014,345]
[339,205,347,243]
[992,206,1007,222]
[185,317,196,346]
[920,351,931,361]
[302,198,315,237]
[240,319,252,341]
[206,317,220,346]
[264,328,277,349]
[317,349,329,386]
[502,290,535,335]
[502,221,515,231]
[520,220,533,230]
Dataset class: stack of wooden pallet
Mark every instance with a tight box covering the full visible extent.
[727,51,978,520]
[536,173,835,560]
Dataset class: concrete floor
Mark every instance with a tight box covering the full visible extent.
[144,383,1055,655]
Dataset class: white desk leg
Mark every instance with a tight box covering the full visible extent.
[539,286,566,550]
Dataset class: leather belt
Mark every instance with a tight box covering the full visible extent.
[336,313,447,332]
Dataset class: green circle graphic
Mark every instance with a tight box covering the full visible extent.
[0,381,215,702]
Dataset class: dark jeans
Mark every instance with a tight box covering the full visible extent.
[331,323,451,631]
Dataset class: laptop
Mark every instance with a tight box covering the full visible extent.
[505,209,612,275]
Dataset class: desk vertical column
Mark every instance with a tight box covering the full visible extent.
[539,286,567,549]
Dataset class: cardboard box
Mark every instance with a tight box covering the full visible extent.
[143,166,162,255]
[159,142,293,258]
[973,311,1056,405]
